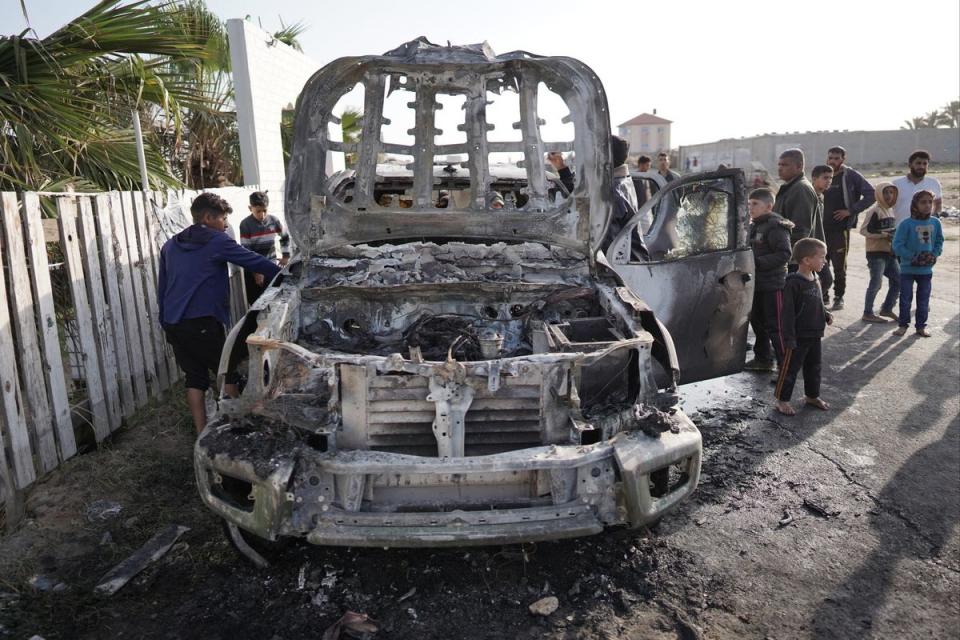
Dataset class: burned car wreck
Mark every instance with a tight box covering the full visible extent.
[195,38,750,556]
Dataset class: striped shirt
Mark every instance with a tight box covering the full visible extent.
[239,214,290,260]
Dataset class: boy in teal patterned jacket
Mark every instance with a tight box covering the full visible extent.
[892,190,944,337]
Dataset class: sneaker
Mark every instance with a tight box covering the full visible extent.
[878,309,898,321]
[893,326,908,336]
[831,297,845,311]
[862,313,888,323]
[744,358,776,372]
[916,327,932,337]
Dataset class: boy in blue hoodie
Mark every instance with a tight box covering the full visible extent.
[892,190,944,337]
[158,192,282,432]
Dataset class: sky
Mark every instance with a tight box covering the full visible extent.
[4,0,960,147]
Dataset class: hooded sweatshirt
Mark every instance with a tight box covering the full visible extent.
[749,212,795,292]
[859,181,898,255]
[158,224,282,327]
[893,208,944,276]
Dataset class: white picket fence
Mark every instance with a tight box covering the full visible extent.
[0,188,251,520]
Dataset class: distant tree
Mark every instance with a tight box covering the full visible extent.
[942,100,959,128]
[902,117,926,130]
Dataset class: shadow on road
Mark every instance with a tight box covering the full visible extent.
[810,317,960,639]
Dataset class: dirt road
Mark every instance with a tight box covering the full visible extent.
[1,190,957,640]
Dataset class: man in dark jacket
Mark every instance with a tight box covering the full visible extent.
[773,148,818,247]
[822,146,876,309]
[158,192,282,433]
[745,188,795,371]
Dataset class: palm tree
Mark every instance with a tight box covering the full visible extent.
[0,0,216,191]
[902,117,926,130]
[941,100,959,128]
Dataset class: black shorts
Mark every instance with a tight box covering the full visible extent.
[164,317,240,391]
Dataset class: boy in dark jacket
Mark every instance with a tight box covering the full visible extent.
[745,188,795,371]
[774,238,834,416]
[158,192,282,433]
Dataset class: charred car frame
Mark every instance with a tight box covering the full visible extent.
[195,38,752,556]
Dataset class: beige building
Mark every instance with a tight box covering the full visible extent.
[617,112,672,156]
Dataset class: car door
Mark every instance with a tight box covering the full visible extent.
[606,169,753,384]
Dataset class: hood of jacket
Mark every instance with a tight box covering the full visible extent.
[754,212,796,231]
[174,224,220,251]
[872,181,897,216]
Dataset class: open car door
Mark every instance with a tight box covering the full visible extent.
[606,169,753,384]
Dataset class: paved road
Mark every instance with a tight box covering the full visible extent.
[669,219,960,638]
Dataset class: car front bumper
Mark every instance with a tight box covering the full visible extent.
[194,413,701,547]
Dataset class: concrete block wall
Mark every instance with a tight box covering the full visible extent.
[679,128,960,175]
[227,19,320,222]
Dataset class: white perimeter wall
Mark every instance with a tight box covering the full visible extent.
[227,19,320,221]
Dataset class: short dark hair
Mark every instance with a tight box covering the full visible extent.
[748,188,775,205]
[827,146,846,157]
[249,190,269,207]
[779,148,805,168]
[637,155,652,166]
[792,237,827,263]
[190,192,232,224]
[657,152,668,159]
[811,165,833,179]
[610,135,629,167]
[908,149,931,164]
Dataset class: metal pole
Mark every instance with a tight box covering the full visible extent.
[131,110,149,191]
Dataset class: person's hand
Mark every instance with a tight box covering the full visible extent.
[832,209,850,221]
[254,273,265,286]
[279,257,289,267]
[547,151,566,171]
[825,311,834,325]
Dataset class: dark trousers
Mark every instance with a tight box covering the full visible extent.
[244,269,266,306]
[774,337,822,401]
[824,228,849,299]
[898,273,933,329]
[750,288,785,365]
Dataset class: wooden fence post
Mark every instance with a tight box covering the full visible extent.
[0,217,37,489]
[77,197,123,432]
[93,194,136,420]
[132,193,170,392]
[57,198,110,442]
[0,193,59,472]
[21,193,76,461]
[107,192,148,407]
[118,192,160,399]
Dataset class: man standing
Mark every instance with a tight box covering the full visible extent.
[821,146,875,310]
[892,150,943,225]
[633,155,653,209]
[773,149,818,247]
[656,152,680,182]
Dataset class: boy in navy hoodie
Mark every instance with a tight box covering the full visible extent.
[892,189,944,337]
[774,238,834,416]
[158,192,282,432]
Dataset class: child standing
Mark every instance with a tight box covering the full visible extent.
[744,188,794,372]
[892,190,944,337]
[859,182,900,323]
[774,238,833,416]
[239,191,290,305]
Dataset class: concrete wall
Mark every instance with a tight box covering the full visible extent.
[679,128,960,174]
[227,19,320,217]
